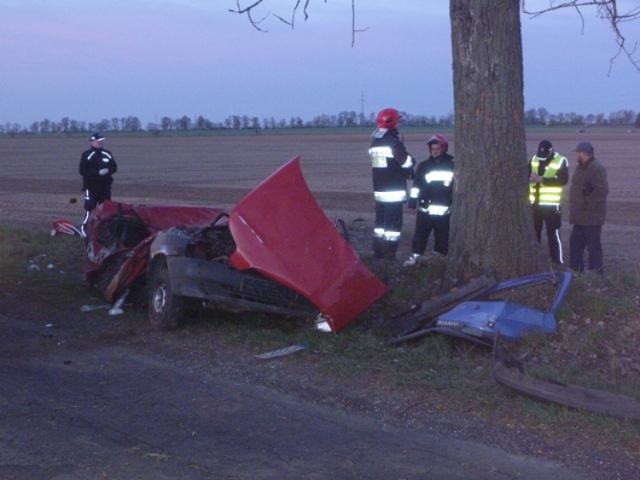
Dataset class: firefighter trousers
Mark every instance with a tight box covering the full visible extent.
[373,201,403,259]
[411,210,450,256]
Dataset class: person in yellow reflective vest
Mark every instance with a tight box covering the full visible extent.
[529,140,569,265]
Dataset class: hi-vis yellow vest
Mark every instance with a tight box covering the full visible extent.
[529,153,566,206]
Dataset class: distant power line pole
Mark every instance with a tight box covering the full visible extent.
[359,92,366,125]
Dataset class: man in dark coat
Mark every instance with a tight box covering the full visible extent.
[568,142,608,274]
[79,132,117,234]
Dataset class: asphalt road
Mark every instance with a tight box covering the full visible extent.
[0,314,589,480]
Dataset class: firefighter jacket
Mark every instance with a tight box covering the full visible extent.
[528,152,568,206]
[569,156,608,226]
[369,128,414,203]
[408,154,454,216]
[79,147,117,192]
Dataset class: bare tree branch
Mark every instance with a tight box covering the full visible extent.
[230,0,367,46]
[522,1,640,73]
[229,0,270,32]
[228,0,265,15]
[273,14,293,27]
[352,0,369,47]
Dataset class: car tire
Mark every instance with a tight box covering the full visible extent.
[148,260,185,331]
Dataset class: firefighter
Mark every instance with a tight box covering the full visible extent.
[404,134,454,266]
[79,132,117,235]
[368,108,415,259]
[529,139,569,265]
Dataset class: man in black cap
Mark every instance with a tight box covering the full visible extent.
[528,140,569,265]
[78,132,117,234]
[568,142,608,274]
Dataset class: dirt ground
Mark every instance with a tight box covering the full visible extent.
[1,130,639,479]
[1,308,590,480]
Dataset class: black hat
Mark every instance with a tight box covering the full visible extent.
[574,142,594,154]
[536,140,553,158]
[89,132,105,141]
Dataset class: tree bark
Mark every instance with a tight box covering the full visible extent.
[447,0,546,282]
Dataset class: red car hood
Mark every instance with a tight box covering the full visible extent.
[229,157,388,332]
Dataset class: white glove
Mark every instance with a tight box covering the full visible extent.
[99,168,109,176]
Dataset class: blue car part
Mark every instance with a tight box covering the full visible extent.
[434,272,572,342]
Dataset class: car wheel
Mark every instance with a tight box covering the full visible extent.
[148,261,184,331]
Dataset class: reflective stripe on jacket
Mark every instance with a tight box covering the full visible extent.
[370,128,414,203]
[408,154,454,215]
[529,153,568,206]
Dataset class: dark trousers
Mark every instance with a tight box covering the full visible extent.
[412,211,450,255]
[83,184,112,212]
[373,201,403,259]
[82,184,112,230]
[569,225,603,274]
[533,205,563,265]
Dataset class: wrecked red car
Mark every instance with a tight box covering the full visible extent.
[54,157,388,332]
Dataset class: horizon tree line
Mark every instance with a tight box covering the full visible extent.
[1,108,639,136]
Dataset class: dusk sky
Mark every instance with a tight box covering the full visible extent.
[1,0,638,126]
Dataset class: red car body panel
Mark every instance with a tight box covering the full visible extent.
[104,235,154,302]
[229,157,389,332]
[84,201,223,300]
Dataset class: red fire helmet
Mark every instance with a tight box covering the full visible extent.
[376,108,401,129]
[427,134,449,153]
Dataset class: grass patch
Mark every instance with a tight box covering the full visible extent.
[510,272,640,394]
[0,228,92,316]
[0,226,83,268]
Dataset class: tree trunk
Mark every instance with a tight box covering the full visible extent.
[447,0,546,282]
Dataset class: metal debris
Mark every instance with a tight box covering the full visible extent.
[493,340,640,419]
[255,344,305,360]
[108,289,129,316]
[80,304,111,312]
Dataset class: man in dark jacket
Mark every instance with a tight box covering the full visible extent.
[404,134,454,266]
[368,108,415,259]
[79,132,117,234]
[529,140,569,265]
[568,142,608,273]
